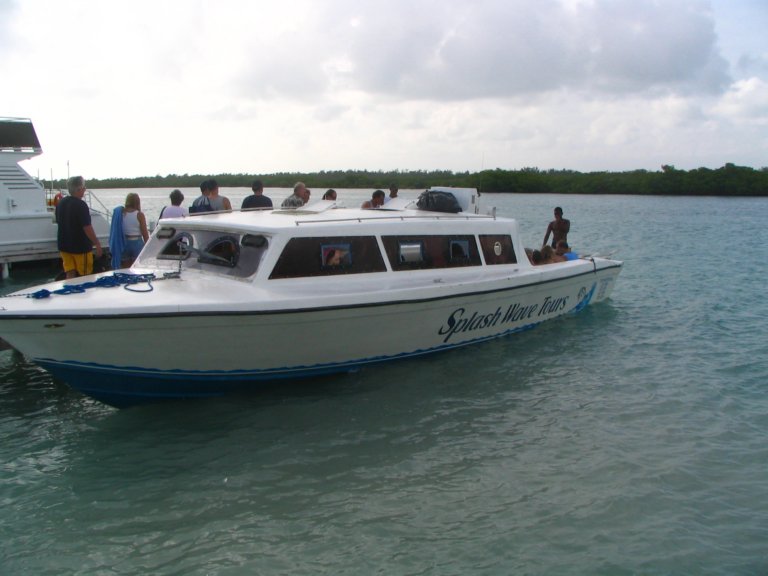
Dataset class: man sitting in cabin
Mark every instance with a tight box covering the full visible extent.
[56,175,103,278]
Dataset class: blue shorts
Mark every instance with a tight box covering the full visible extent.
[123,238,145,261]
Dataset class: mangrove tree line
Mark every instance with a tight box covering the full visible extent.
[41,163,768,196]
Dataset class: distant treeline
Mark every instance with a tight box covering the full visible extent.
[41,163,768,196]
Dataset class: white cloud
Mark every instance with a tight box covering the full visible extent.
[234,0,731,101]
[2,0,766,177]
[0,0,18,50]
[712,77,768,123]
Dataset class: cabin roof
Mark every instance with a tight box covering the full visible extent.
[162,201,501,236]
[0,118,42,152]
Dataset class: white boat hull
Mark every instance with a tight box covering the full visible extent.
[1,264,619,406]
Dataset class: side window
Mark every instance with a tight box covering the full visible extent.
[270,236,386,279]
[237,234,269,277]
[242,234,268,248]
[382,235,481,270]
[479,235,517,265]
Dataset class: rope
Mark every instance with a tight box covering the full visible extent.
[24,272,163,300]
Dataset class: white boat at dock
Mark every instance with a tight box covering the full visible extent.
[0,117,109,278]
[0,188,622,407]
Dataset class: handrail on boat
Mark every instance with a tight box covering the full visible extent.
[86,190,111,222]
[293,213,499,226]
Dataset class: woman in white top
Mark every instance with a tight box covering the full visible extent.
[122,193,150,267]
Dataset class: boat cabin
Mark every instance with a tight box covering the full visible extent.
[136,199,526,285]
[0,118,46,218]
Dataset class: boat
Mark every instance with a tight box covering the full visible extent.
[0,188,622,407]
[0,117,109,278]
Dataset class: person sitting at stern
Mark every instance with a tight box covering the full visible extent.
[361,189,385,209]
[556,240,579,261]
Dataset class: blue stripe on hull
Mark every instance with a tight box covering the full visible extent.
[36,321,544,407]
[39,361,359,408]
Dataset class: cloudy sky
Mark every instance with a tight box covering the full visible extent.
[2,0,766,179]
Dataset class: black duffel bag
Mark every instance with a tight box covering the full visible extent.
[416,190,462,213]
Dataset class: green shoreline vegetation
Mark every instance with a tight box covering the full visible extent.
[42,163,768,196]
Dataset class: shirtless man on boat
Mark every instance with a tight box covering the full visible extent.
[543,207,570,248]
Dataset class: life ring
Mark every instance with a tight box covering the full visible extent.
[53,191,63,206]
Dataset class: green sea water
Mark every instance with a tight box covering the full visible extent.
[1,190,767,575]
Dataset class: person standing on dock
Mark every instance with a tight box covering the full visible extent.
[543,206,570,248]
[55,176,103,279]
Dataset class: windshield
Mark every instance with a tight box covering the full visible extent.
[136,226,269,278]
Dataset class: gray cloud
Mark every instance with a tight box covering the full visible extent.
[578,1,730,95]
[736,54,768,78]
[239,0,731,102]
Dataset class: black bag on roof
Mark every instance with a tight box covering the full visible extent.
[416,190,462,213]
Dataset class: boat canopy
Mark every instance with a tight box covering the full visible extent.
[0,118,42,153]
